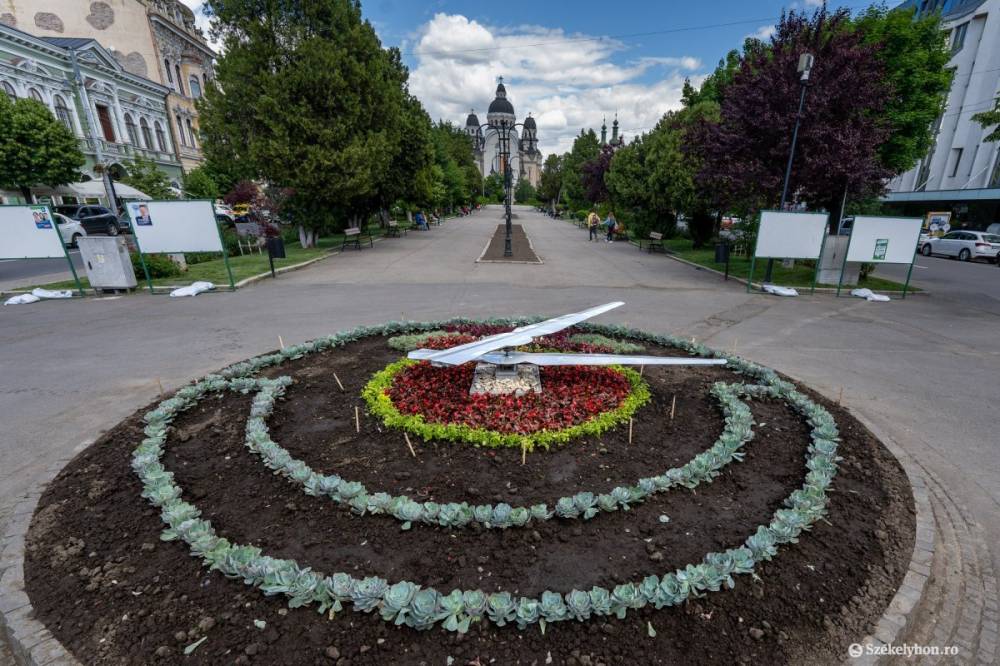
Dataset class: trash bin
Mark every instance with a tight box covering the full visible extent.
[266,237,286,259]
[714,242,730,264]
[77,236,137,290]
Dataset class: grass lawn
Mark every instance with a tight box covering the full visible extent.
[17,220,431,292]
[658,238,916,292]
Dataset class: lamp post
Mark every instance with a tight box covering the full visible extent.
[765,52,814,283]
[475,117,524,257]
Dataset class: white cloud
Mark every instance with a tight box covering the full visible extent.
[408,13,704,156]
[748,24,776,42]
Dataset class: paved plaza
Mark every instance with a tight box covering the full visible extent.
[1,205,998,660]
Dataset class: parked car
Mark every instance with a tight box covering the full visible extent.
[54,205,128,236]
[838,216,854,236]
[987,222,1000,236]
[52,212,86,247]
[919,230,1000,262]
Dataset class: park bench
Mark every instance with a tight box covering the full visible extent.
[341,226,373,251]
[386,220,406,237]
[643,231,665,253]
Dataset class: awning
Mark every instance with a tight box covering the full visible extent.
[30,181,152,201]
[882,187,1000,203]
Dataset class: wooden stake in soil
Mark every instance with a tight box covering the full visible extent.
[628,418,633,445]
[639,365,644,377]
[837,387,843,405]
[333,372,345,392]
[404,432,416,458]
[521,444,527,466]
[670,394,677,421]
[156,378,165,396]
[278,335,285,350]
[354,406,360,433]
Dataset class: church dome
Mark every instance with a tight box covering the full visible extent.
[488,97,514,115]
[466,110,480,127]
[523,115,536,130]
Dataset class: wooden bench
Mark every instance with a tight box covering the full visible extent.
[643,231,665,253]
[386,220,406,237]
[341,226,373,251]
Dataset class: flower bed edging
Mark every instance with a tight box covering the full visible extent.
[131,319,842,634]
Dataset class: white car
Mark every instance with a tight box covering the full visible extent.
[919,230,1000,263]
[53,212,86,248]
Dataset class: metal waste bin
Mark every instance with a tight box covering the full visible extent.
[77,236,137,290]
[714,242,730,263]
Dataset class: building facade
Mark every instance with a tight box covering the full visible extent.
[886,0,1000,228]
[0,22,181,204]
[0,0,215,172]
[464,80,543,188]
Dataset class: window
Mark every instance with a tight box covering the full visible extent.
[175,65,184,95]
[95,104,116,142]
[1,80,15,101]
[950,148,964,177]
[164,58,172,83]
[140,117,153,148]
[175,114,186,146]
[53,95,73,132]
[28,88,42,102]
[154,121,167,151]
[952,22,968,54]
[188,75,201,99]
[186,118,197,148]
[124,113,139,145]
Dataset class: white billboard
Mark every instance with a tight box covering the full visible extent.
[0,205,67,259]
[846,216,923,264]
[755,211,829,259]
[127,200,223,253]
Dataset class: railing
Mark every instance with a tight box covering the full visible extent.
[80,138,181,166]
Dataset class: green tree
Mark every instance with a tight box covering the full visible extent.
[182,165,220,199]
[199,0,415,245]
[514,179,536,204]
[854,5,952,173]
[682,48,742,108]
[562,129,600,210]
[537,153,563,206]
[0,96,84,203]
[483,172,504,202]
[120,156,176,199]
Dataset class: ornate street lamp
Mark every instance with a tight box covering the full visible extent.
[474,117,527,257]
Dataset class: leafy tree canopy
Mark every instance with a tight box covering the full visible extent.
[0,96,85,203]
[537,153,563,205]
[562,129,600,209]
[182,165,220,200]
[120,156,177,199]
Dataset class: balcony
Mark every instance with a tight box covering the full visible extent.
[81,137,181,167]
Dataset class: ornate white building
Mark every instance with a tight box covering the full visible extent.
[464,80,542,188]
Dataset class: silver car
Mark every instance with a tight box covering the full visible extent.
[53,212,86,248]
[920,230,1000,263]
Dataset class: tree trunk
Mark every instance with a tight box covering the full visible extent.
[826,183,849,235]
[297,223,315,249]
[19,186,34,205]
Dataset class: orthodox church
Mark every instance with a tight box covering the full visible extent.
[464,79,542,188]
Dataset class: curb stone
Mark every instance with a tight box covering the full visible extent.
[843,418,935,665]
[0,447,88,666]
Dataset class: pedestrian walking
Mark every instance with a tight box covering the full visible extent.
[605,212,617,242]
[587,208,600,241]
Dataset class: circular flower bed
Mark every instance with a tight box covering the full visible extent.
[363,360,647,449]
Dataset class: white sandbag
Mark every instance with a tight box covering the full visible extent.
[4,294,41,306]
[31,288,73,299]
[169,281,215,298]
[851,288,890,302]
[762,284,799,297]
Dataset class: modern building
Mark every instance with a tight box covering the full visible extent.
[0,0,215,172]
[464,80,543,188]
[0,22,181,205]
[885,0,1000,228]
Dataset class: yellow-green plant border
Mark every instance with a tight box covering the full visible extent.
[361,359,651,451]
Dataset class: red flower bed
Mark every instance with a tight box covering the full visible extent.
[387,363,631,434]
[422,333,478,349]
[440,325,612,353]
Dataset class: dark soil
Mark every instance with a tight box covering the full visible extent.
[24,333,915,665]
[479,224,541,263]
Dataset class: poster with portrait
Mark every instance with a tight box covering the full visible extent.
[128,202,154,227]
[31,206,52,229]
[924,211,951,237]
[0,205,66,259]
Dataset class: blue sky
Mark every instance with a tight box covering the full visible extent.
[185,0,884,154]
